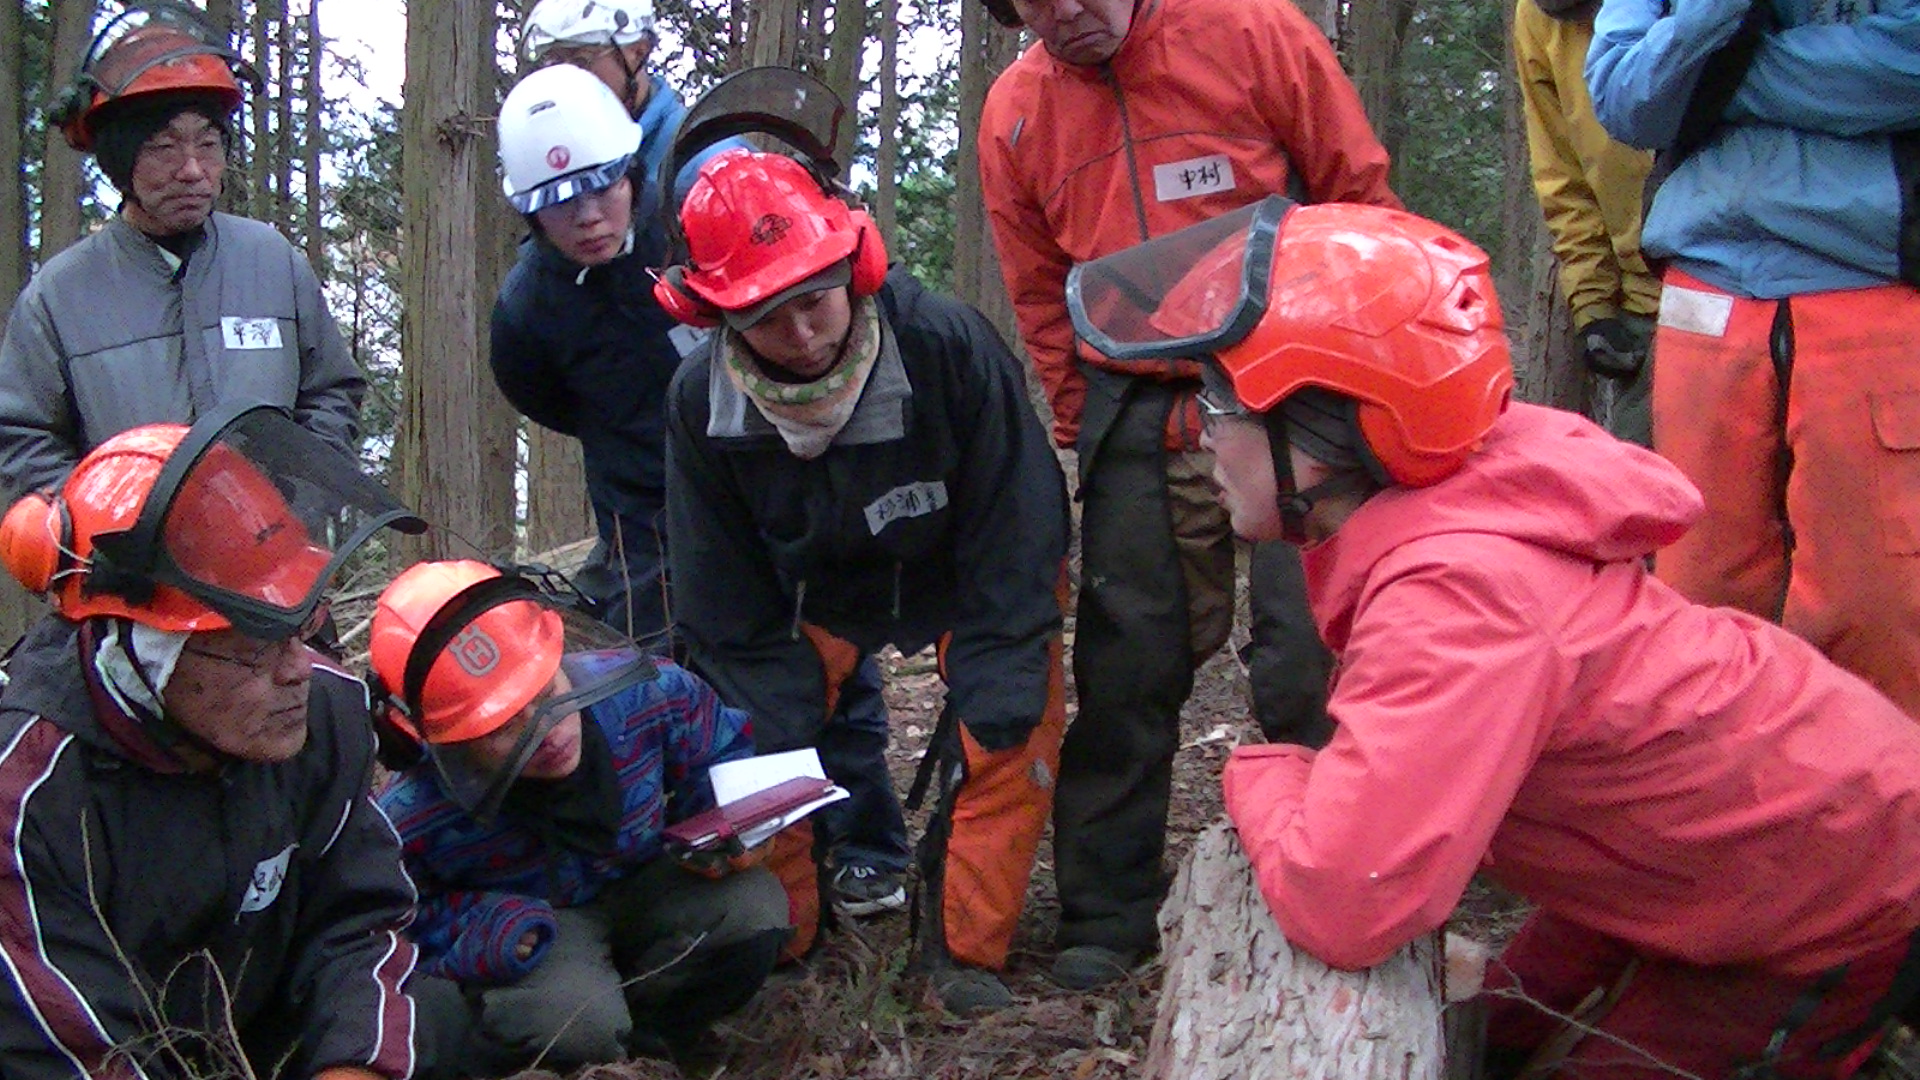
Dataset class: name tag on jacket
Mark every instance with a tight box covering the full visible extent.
[865,481,949,535]
[1153,154,1236,202]
[222,316,284,350]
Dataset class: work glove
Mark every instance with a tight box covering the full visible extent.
[1579,316,1650,380]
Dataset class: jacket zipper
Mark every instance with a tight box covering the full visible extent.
[1106,67,1153,243]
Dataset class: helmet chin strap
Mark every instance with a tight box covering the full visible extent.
[1262,410,1371,544]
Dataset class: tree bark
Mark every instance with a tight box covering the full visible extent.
[276,0,298,235]
[1,0,27,312]
[1344,0,1419,168]
[303,0,325,273]
[824,0,865,166]
[39,0,97,263]
[873,0,900,243]
[0,0,32,647]
[396,0,514,562]
[952,1,1019,340]
[524,427,593,554]
[746,0,803,69]
[1148,821,1454,1080]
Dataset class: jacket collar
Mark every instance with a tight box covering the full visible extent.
[703,304,911,446]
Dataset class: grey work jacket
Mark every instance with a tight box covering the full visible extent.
[0,212,365,498]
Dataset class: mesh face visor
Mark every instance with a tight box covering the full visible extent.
[88,402,425,640]
[1066,195,1293,363]
[82,2,260,96]
[659,66,849,251]
[511,153,636,214]
[409,588,658,822]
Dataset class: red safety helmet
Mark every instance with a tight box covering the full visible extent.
[1071,198,1513,487]
[0,426,329,632]
[658,149,887,326]
[52,2,253,152]
[369,560,566,745]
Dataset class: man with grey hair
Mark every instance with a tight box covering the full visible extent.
[0,1,363,502]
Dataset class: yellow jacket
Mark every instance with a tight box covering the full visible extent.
[1513,0,1661,326]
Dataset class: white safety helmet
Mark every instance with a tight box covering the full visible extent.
[521,0,655,61]
[497,64,643,214]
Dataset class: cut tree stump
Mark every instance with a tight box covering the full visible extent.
[1148,820,1459,1080]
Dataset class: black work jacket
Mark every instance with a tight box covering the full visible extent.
[665,268,1069,750]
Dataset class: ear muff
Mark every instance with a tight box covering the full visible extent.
[1,492,72,595]
[652,264,721,329]
[847,208,889,297]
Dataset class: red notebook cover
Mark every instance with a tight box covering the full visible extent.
[663,775,839,852]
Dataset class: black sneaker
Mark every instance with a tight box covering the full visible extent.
[830,863,907,917]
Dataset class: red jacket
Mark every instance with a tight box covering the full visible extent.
[1224,404,1920,974]
[978,0,1398,449]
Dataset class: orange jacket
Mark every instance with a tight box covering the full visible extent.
[1224,404,1920,974]
[978,0,1399,449]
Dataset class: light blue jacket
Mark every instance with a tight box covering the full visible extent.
[1587,0,1920,298]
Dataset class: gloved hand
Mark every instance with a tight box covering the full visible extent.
[1579,316,1650,380]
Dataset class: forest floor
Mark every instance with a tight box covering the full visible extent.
[483,536,1531,1080]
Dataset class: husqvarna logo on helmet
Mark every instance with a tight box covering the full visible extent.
[450,626,501,677]
[547,145,571,171]
[751,213,792,245]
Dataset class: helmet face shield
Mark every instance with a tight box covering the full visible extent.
[1067,195,1292,363]
[82,2,255,97]
[89,403,425,640]
[423,647,650,823]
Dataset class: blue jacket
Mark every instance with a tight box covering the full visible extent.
[1587,0,1920,298]
[376,652,754,985]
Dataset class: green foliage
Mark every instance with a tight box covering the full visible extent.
[1388,0,1509,255]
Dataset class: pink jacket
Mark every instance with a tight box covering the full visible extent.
[1224,403,1920,973]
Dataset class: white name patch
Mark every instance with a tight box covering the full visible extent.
[222,316,284,350]
[864,480,948,535]
[1153,154,1236,202]
[239,844,295,914]
[1658,284,1735,338]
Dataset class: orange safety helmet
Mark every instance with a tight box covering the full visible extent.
[0,426,330,632]
[1073,197,1512,488]
[51,2,251,152]
[657,149,888,326]
[1215,203,1512,487]
[369,560,567,745]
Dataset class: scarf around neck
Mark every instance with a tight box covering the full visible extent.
[719,294,882,459]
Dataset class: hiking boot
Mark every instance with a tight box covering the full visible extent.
[931,966,1014,1015]
[830,863,907,917]
[1049,945,1139,990]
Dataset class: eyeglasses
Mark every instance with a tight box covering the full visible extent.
[537,43,617,70]
[181,605,328,670]
[1195,386,1251,430]
[139,134,226,174]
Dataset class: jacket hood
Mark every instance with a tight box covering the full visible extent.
[1301,403,1702,649]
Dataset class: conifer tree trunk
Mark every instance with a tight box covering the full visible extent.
[0,0,33,646]
[953,3,1019,337]
[397,0,515,562]
[39,0,97,262]
[303,0,325,273]
[873,0,900,244]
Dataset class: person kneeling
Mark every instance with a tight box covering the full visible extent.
[373,560,790,1073]
[1070,199,1920,1079]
